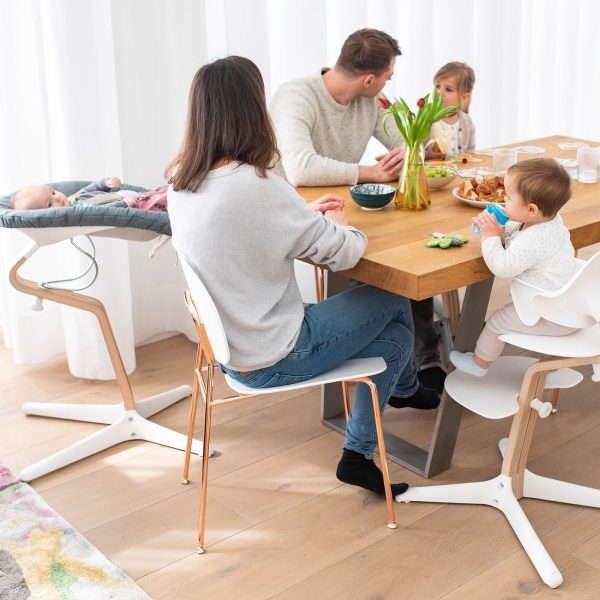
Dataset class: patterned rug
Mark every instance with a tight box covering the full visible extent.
[0,461,150,599]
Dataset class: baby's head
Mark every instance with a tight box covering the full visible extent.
[434,62,475,114]
[504,158,572,223]
[11,185,71,210]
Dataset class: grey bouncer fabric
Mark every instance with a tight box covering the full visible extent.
[0,181,171,236]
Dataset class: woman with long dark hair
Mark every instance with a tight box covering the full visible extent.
[167,56,436,498]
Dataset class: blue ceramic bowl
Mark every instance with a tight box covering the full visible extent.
[349,183,396,210]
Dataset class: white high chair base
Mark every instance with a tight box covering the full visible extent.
[396,354,600,589]
[397,473,563,588]
[19,386,211,482]
[10,232,212,482]
[497,438,600,508]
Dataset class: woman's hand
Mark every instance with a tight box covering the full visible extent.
[310,193,345,213]
[106,176,122,188]
[477,210,504,241]
[324,208,348,227]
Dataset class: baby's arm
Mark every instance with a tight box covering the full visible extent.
[482,231,548,278]
[78,177,122,194]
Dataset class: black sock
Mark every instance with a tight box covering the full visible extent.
[417,366,447,395]
[387,383,440,410]
[336,449,408,497]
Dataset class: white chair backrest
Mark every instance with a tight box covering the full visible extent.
[512,251,600,329]
[533,251,600,328]
[180,258,230,365]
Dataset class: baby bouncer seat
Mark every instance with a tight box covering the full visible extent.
[0,181,210,482]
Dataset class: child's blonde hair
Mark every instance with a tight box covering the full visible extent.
[433,62,475,114]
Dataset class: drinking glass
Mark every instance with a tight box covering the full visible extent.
[577,147,600,183]
[493,148,518,175]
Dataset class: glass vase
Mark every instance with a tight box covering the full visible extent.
[395,144,430,210]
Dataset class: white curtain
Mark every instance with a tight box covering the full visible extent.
[1,0,598,379]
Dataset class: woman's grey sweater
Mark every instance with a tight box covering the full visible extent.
[168,163,367,371]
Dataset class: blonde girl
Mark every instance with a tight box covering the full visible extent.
[425,61,476,160]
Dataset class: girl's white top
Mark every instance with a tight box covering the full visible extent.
[439,120,460,158]
[481,214,577,291]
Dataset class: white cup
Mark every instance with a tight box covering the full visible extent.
[493,148,518,175]
[577,147,600,183]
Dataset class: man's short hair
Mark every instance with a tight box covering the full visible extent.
[336,29,401,77]
[507,158,573,217]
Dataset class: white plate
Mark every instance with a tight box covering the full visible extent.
[452,187,505,207]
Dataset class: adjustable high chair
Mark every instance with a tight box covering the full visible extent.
[1,181,209,482]
[397,251,600,588]
[178,258,398,553]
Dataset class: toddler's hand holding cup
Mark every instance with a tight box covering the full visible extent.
[470,204,509,239]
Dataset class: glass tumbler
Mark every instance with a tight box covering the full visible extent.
[577,147,600,183]
[493,148,518,175]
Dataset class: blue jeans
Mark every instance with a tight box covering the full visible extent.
[221,285,418,458]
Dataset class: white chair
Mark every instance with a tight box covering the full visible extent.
[179,258,400,553]
[397,250,600,589]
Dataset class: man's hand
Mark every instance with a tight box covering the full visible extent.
[375,147,405,177]
[324,208,348,227]
[477,210,504,241]
[358,162,397,183]
[106,176,121,188]
[309,193,345,213]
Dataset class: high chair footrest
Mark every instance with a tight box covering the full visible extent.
[445,356,581,419]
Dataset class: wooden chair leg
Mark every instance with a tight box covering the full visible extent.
[314,265,324,303]
[341,381,350,422]
[442,289,461,337]
[197,363,214,554]
[353,377,397,529]
[551,389,560,414]
[182,346,203,484]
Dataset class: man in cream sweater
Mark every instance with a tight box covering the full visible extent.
[271,29,446,402]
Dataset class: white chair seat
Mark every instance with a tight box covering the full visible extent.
[226,357,386,395]
[500,324,600,358]
[445,356,582,419]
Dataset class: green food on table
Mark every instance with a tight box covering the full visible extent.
[426,233,469,248]
[425,167,456,178]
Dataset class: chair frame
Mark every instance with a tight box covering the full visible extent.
[9,236,200,482]
[181,290,398,554]
[399,352,600,588]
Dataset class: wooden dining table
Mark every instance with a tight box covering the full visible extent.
[296,135,600,478]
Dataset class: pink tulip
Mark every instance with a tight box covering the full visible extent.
[408,111,414,118]
[378,97,390,109]
[416,98,425,108]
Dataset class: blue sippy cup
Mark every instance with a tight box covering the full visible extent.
[470,204,509,238]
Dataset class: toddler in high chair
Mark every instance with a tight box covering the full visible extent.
[425,62,476,160]
[11,177,168,212]
[450,158,579,377]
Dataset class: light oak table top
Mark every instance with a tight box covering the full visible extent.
[297,135,600,300]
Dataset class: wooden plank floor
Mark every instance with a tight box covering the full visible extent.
[2,244,600,599]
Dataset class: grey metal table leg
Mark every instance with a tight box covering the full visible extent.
[320,271,494,478]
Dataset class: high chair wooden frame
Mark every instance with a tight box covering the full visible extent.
[397,245,600,588]
[181,290,398,554]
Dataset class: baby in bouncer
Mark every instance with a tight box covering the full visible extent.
[10,177,168,212]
